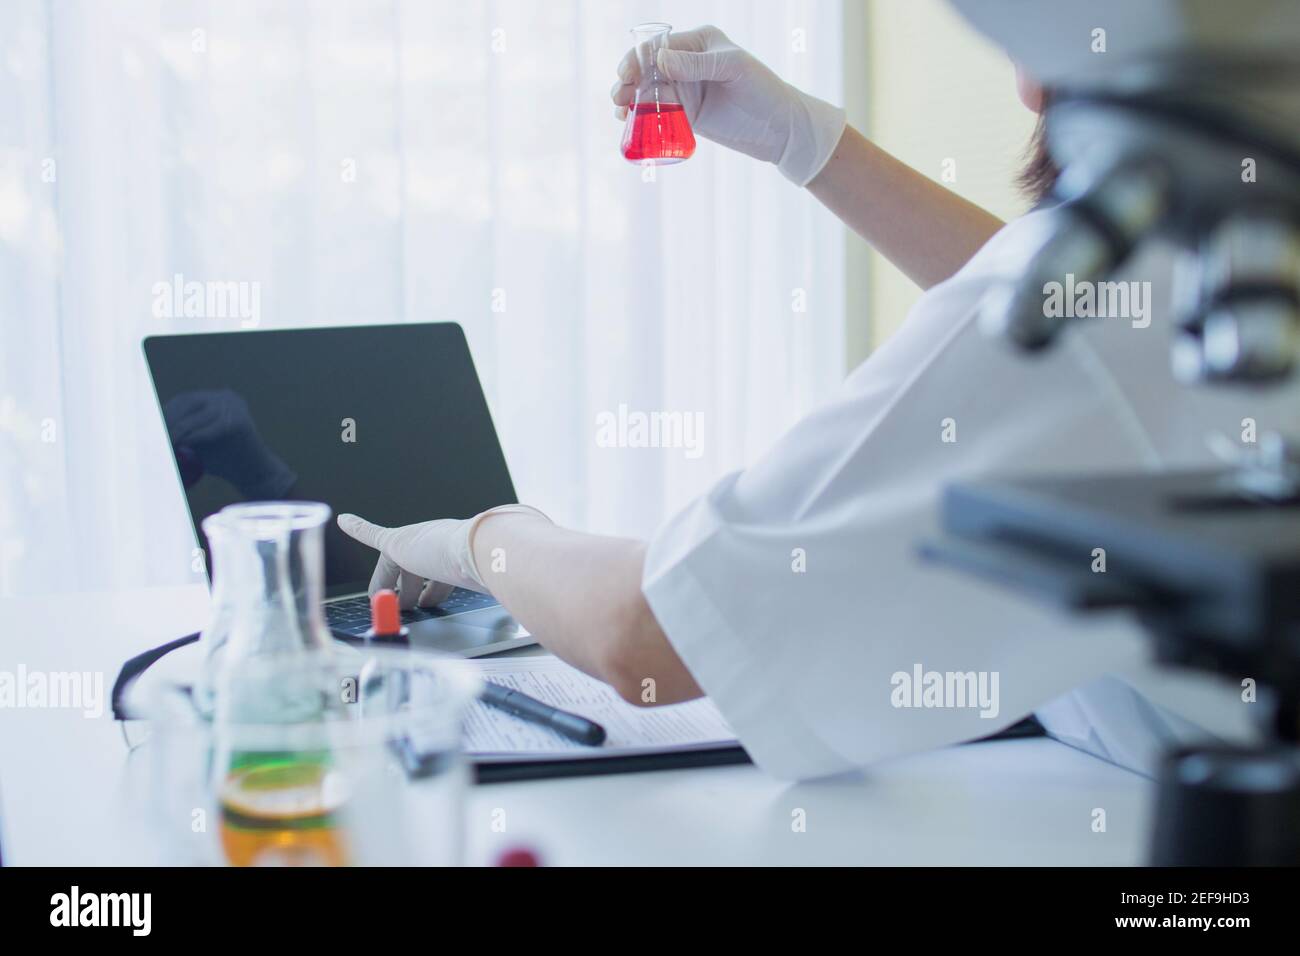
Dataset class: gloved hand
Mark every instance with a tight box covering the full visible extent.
[611,24,846,186]
[164,389,297,499]
[337,505,550,608]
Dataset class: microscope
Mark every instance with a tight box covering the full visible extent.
[925,0,1300,864]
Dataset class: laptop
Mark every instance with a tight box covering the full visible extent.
[143,323,536,657]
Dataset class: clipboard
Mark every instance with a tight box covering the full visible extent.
[474,744,752,784]
[464,656,1044,785]
[472,719,1043,784]
[462,655,745,782]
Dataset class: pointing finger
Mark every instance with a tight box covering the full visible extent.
[338,513,390,551]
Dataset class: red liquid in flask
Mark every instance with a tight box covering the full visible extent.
[622,102,696,164]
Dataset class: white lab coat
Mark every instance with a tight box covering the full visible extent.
[642,210,1300,781]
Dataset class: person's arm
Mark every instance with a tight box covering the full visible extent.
[808,125,1005,289]
[471,512,701,706]
[337,510,700,706]
[613,26,1003,289]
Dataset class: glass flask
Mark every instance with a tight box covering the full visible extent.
[128,499,482,865]
[620,22,696,165]
[127,647,481,866]
[193,502,336,718]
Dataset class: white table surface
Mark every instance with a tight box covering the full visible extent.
[0,585,1151,866]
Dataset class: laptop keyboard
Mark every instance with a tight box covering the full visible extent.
[324,587,498,636]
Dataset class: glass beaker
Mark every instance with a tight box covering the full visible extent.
[194,501,336,719]
[128,647,481,866]
[620,22,696,165]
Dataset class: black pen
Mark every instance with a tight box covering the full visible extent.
[361,593,605,747]
[480,680,607,747]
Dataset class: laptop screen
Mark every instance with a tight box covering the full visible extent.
[144,323,517,598]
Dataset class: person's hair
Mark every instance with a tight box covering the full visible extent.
[1017,93,1059,206]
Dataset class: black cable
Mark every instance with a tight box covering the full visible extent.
[110,632,200,721]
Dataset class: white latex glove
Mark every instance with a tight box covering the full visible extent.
[612,24,846,186]
[337,505,550,608]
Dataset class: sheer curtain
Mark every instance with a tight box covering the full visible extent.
[0,0,845,596]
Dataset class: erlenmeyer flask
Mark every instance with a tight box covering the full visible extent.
[195,502,337,721]
[203,502,349,865]
[621,22,696,165]
[129,647,480,866]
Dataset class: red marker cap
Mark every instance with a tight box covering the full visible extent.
[369,589,403,638]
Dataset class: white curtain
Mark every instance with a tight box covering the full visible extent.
[0,0,845,596]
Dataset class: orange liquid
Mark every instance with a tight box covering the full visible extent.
[622,102,696,164]
[218,759,350,867]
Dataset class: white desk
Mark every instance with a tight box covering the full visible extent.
[0,586,1151,866]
